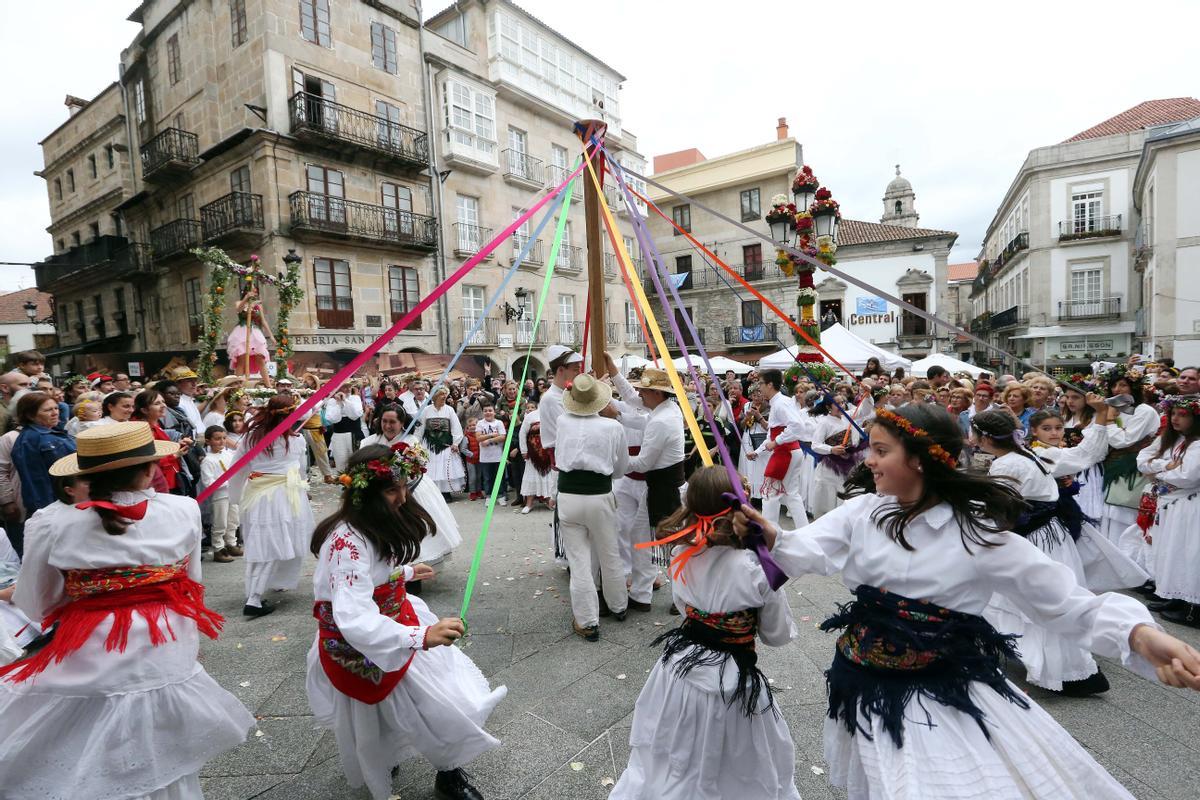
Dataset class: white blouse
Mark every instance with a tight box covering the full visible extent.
[419,404,463,447]
[227,434,308,505]
[1137,437,1200,492]
[810,414,860,455]
[988,451,1058,502]
[1105,404,1161,448]
[1033,423,1109,479]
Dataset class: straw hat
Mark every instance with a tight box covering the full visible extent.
[630,367,671,393]
[562,374,614,415]
[216,375,245,388]
[50,421,183,477]
[172,367,200,381]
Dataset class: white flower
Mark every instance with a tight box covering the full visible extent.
[771,193,789,207]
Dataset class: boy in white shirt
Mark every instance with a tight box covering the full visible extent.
[475,404,508,506]
[199,426,240,563]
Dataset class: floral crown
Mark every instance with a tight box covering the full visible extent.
[1098,362,1143,389]
[338,442,429,506]
[874,407,958,469]
[1158,395,1200,416]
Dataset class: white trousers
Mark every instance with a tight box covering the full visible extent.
[762,454,809,527]
[330,432,355,471]
[615,477,656,604]
[558,491,627,627]
[210,497,240,550]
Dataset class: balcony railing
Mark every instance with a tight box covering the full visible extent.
[556,320,584,345]
[512,234,544,265]
[502,149,544,186]
[625,323,645,344]
[35,236,152,290]
[546,164,569,186]
[606,322,621,345]
[989,231,1029,275]
[289,92,428,169]
[724,323,778,345]
[515,320,549,347]
[200,192,264,242]
[989,304,1028,329]
[140,127,200,181]
[559,245,583,271]
[1133,222,1153,270]
[1058,297,1121,320]
[603,252,618,278]
[454,222,493,256]
[461,316,498,347]
[149,218,203,260]
[1058,214,1122,242]
[290,191,438,251]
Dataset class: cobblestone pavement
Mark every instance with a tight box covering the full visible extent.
[198,479,1200,800]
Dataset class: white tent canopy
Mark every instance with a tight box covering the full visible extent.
[618,353,652,371]
[910,352,986,379]
[757,323,911,373]
[671,354,754,375]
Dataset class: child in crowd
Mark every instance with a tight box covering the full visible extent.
[462,415,481,500]
[200,425,241,564]
[67,396,104,437]
[475,403,507,506]
[517,399,556,514]
[611,466,799,799]
[306,445,505,800]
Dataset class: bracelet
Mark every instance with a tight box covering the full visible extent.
[421,627,431,650]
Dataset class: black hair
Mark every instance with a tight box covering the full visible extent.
[156,380,179,394]
[1061,385,1095,427]
[204,425,226,441]
[88,463,156,535]
[101,391,133,417]
[372,402,411,436]
[1106,374,1144,405]
[841,404,1025,551]
[971,409,1050,474]
[1155,404,1199,459]
[760,368,783,392]
[51,474,88,505]
[1027,409,1064,444]
[926,365,949,380]
[311,445,434,565]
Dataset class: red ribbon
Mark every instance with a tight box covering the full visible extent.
[75,499,150,521]
[635,507,731,584]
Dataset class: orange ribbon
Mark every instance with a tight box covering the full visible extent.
[634,507,731,584]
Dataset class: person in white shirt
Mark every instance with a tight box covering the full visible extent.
[757,369,809,527]
[199,425,241,563]
[540,345,583,563]
[475,403,507,506]
[554,375,629,641]
[171,368,207,437]
[324,385,365,471]
[604,359,652,602]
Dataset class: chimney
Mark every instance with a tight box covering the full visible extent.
[776,117,788,141]
[65,95,89,117]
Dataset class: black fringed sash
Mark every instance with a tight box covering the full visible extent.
[1012,499,1071,548]
[821,585,1028,749]
[1054,478,1097,541]
[653,605,773,717]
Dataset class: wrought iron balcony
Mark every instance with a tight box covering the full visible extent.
[1133,222,1153,271]
[546,164,569,186]
[603,252,619,278]
[289,191,438,251]
[559,245,583,271]
[149,218,203,260]
[512,234,544,265]
[555,320,584,346]
[989,232,1029,274]
[515,320,549,347]
[289,91,428,170]
[1058,297,1121,320]
[140,128,200,182]
[201,192,264,243]
[454,223,493,256]
[969,312,990,335]
[607,322,621,345]
[461,316,498,347]
[625,323,645,344]
[989,304,1028,330]
[1058,214,1122,242]
[724,323,778,345]
[502,149,544,188]
[35,236,152,290]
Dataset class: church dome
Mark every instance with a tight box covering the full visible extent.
[886,165,911,195]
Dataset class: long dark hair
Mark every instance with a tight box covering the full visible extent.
[132,389,163,422]
[1107,375,1144,406]
[1154,405,1198,459]
[972,408,1050,474]
[842,404,1024,551]
[244,395,299,454]
[1063,387,1095,426]
[310,445,434,564]
[88,463,155,535]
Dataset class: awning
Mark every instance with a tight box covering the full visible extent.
[1013,322,1135,339]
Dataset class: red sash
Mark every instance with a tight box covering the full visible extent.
[627,445,646,481]
[546,446,557,470]
[0,557,223,683]
[764,425,799,481]
[313,575,420,704]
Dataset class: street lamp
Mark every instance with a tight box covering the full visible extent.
[23,300,37,323]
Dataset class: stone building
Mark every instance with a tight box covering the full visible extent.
[423,0,648,377]
[945,261,979,363]
[645,124,957,362]
[970,98,1200,375]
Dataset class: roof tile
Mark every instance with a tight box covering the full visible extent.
[1063,98,1200,143]
[948,261,979,281]
[837,218,955,246]
[0,288,53,325]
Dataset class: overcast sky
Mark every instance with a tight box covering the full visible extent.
[2,0,1197,293]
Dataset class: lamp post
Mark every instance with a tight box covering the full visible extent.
[23,300,37,323]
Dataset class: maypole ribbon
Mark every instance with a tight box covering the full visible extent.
[196,160,588,503]
[579,142,712,466]
[460,176,575,623]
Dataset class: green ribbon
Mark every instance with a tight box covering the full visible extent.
[460,177,576,624]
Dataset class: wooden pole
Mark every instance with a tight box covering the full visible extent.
[575,119,607,369]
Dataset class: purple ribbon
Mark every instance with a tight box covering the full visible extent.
[609,150,788,590]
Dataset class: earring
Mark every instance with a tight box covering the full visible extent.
[917,465,923,473]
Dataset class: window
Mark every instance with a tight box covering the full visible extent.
[59,304,69,333]
[433,13,466,47]
[87,154,97,179]
[550,143,569,181]
[134,79,146,123]
[305,165,345,225]
[741,300,763,327]
[71,231,81,247]
[625,302,638,337]
[93,294,105,338]
[231,0,247,47]
[375,100,405,151]
[114,288,127,334]
[292,69,337,132]
[382,182,413,237]
[75,300,85,341]
[672,203,691,234]
[1072,190,1103,233]
[56,238,65,252]
[557,294,575,342]
[166,34,181,85]
[900,292,927,336]
[314,257,353,327]
[1070,266,1103,302]
[230,164,251,194]
[456,195,481,250]
[675,254,693,290]
[66,169,75,192]
[371,22,398,73]
[388,266,420,327]
[739,188,760,222]
[300,0,331,46]
[178,194,195,220]
[507,127,530,178]
[53,178,62,200]
[443,80,495,156]
[743,243,763,279]
[89,222,101,241]
[894,200,903,216]
[185,277,203,339]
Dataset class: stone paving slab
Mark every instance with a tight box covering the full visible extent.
[197,482,1200,799]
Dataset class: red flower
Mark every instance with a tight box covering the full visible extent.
[391,442,409,453]
[795,216,814,232]
[814,187,832,201]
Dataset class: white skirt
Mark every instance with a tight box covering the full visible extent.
[1077,464,1105,521]
[521,464,557,499]
[825,679,1136,799]
[426,446,465,493]
[738,451,766,500]
[611,654,799,800]
[1074,521,1150,592]
[306,594,506,800]
[1100,503,1137,545]
[241,487,315,573]
[1149,492,1200,603]
[1117,522,1154,577]
[412,476,462,564]
[984,520,1099,690]
[809,465,843,519]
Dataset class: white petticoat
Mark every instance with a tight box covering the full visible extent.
[1148,492,1200,603]
[241,481,315,591]
[1100,503,1137,545]
[1074,521,1150,592]
[1117,523,1154,577]
[610,654,799,800]
[984,520,1099,690]
[412,476,462,564]
[520,464,557,499]
[809,464,844,519]
[305,594,506,800]
[1076,464,1105,521]
[426,446,465,493]
[824,679,1136,799]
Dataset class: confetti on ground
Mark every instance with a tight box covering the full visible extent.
[271,635,287,642]
[601,777,615,787]
[238,681,251,687]
[570,762,585,771]
[616,673,627,680]
[255,730,265,738]
[235,643,243,649]
[811,766,825,775]
[800,616,811,622]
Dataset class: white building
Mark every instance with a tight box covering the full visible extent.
[0,288,57,365]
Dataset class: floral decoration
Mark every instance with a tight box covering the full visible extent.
[791,166,819,194]
[338,441,430,506]
[765,201,799,226]
[797,287,818,307]
[809,187,841,217]
[785,362,838,389]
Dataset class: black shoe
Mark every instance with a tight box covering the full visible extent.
[1060,670,1110,697]
[611,609,627,622]
[1133,580,1157,596]
[1162,603,1200,628]
[243,599,275,618]
[597,591,612,617]
[572,621,599,642]
[407,580,422,596]
[669,603,680,616]
[435,768,484,800]
[627,597,652,612]
[1148,598,1186,613]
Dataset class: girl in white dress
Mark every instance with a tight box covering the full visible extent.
[611,466,799,800]
[1061,381,1106,520]
[733,404,1200,800]
[517,403,557,511]
[420,387,466,495]
[307,444,505,800]
[808,396,863,518]
[228,395,316,617]
[1134,396,1200,627]
[358,404,462,566]
[0,422,254,800]
[737,394,769,505]
[1098,369,1161,543]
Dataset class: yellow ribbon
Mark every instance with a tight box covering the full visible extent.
[241,467,307,516]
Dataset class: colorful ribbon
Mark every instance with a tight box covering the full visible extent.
[635,507,731,584]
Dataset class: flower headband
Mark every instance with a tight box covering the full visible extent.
[875,407,958,469]
[1158,395,1200,416]
[337,442,429,506]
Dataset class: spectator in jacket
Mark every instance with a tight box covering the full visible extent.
[11,392,76,520]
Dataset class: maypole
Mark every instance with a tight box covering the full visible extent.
[575,119,607,367]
